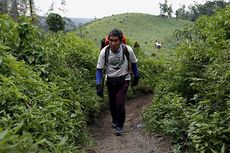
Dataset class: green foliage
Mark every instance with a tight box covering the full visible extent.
[176,0,229,22]
[143,93,189,142]
[143,6,230,153]
[0,14,104,152]
[159,0,173,18]
[0,50,85,152]
[0,15,45,66]
[46,13,65,32]
[175,5,191,20]
[192,0,227,20]
[42,32,103,122]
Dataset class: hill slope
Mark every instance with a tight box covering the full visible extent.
[81,13,192,53]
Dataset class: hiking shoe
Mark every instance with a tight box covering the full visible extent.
[115,127,124,136]
[112,123,116,129]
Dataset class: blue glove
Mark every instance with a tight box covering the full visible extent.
[131,63,139,87]
[96,69,103,85]
[96,69,103,97]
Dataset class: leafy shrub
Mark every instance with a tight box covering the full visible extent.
[46,13,66,32]
[0,49,85,152]
[143,6,230,153]
[0,15,101,152]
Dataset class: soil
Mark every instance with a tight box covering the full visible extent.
[88,95,172,153]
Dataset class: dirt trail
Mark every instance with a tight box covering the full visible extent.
[88,95,172,153]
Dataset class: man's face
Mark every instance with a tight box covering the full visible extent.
[109,35,121,52]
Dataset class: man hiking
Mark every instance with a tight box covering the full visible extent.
[96,29,139,136]
[155,40,161,49]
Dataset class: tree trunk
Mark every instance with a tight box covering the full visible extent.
[29,0,33,21]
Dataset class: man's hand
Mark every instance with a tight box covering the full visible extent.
[131,77,139,87]
[96,84,103,97]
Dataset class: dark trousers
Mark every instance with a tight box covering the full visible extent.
[107,81,129,128]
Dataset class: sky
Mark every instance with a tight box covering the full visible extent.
[34,0,206,18]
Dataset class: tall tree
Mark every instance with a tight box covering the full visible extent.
[175,0,229,21]
[29,0,34,21]
[159,0,173,18]
[6,0,35,20]
[189,0,228,21]
[46,13,65,32]
[167,4,173,18]
[159,0,168,17]
[175,5,190,20]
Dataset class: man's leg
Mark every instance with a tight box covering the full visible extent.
[107,83,118,127]
[115,81,129,129]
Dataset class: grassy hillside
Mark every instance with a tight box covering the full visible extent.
[81,13,192,55]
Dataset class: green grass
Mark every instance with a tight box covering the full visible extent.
[81,13,192,58]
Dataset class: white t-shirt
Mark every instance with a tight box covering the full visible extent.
[97,44,138,80]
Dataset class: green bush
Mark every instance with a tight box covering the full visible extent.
[42,32,103,122]
[0,15,102,152]
[0,50,85,152]
[46,13,66,32]
[143,6,230,153]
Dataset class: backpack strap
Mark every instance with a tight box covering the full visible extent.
[105,46,110,67]
[122,44,132,73]
[122,44,129,61]
[104,46,110,73]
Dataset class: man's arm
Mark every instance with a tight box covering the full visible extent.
[127,45,139,86]
[131,63,139,78]
[95,49,106,97]
[131,63,139,86]
[96,68,103,85]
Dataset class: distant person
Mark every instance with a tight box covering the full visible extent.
[96,29,139,136]
[155,40,161,49]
